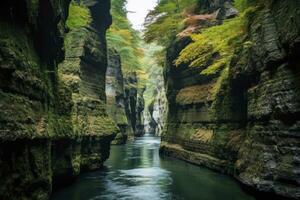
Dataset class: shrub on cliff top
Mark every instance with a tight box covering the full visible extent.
[174,0,257,75]
[175,15,245,75]
[144,0,198,46]
[66,2,91,30]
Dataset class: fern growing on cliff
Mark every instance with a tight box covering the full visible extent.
[174,0,256,75]
[175,15,245,75]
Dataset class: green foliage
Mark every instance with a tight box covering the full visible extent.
[211,67,229,98]
[107,0,143,73]
[175,11,247,75]
[144,0,197,46]
[66,2,91,30]
[234,0,248,12]
[141,43,165,107]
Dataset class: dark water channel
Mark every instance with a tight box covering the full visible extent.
[52,135,255,200]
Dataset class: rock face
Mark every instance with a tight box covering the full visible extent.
[58,0,117,173]
[124,73,137,138]
[146,80,167,136]
[233,1,300,198]
[161,0,300,199]
[106,48,129,144]
[144,108,157,135]
[0,0,116,199]
[124,73,145,137]
[135,87,146,136]
[152,90,167,136]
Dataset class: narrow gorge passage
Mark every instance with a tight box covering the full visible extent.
[0,0,299,200]
[52,135,254,200]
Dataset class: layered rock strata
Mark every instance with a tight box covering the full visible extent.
[0,0,116,199]
[106,48,129,144]
[135,87,146,136]
[124,73,137,138]
[124,72,145,137]
[161,0,300,199]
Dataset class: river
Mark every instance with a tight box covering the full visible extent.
[52,135,255,200]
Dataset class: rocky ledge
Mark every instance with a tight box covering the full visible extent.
[161,0,300,199]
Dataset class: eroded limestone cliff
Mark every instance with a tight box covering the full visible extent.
[105,46,147,142]
[124,72,145,137]
[146,77,167,136]
[106,48,129,144]
[0,0,116,199]
[161,0,300,199]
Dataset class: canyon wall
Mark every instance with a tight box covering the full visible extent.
[123,72,145,137]
[105,48,147,142]
[106,48,129,144]
[161,0,300,199]
[146,77,167,136]
[135,87,146,136]
[0,0,116,199]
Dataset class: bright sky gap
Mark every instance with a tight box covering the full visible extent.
[126,0,158,30]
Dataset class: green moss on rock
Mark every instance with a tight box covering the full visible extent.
[66,2,91,30]
[0,0,115,199]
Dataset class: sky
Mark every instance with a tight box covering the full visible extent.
[126,0,158,30]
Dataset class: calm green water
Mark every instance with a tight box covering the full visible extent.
[52,135,255,200]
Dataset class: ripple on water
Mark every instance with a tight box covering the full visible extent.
[52,136,255,200]
[93,167,173,200]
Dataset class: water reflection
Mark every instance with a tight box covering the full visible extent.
[52,135,255,200]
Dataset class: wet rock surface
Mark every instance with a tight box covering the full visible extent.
[0,0,116,199]
[146,82,167,136]
[124,72,146,137]
[161,1,300,199]
[106,48,129,144]
[135,87,146,136]
[0,0,299,199]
